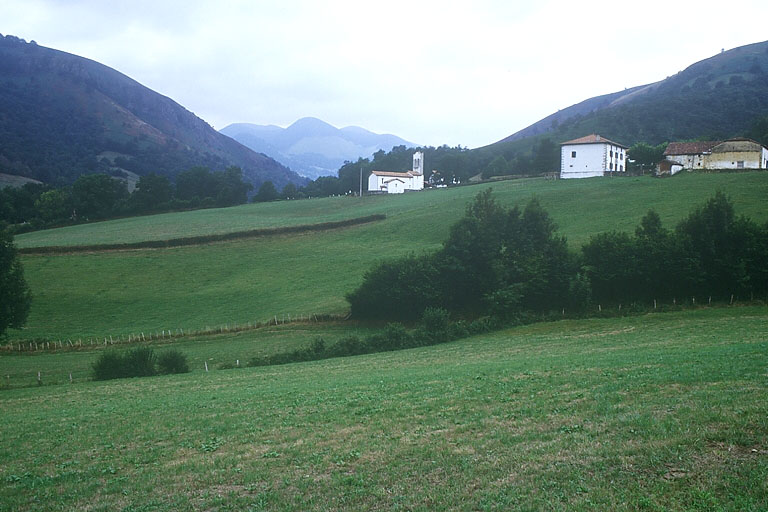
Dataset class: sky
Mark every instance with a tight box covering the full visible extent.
[1,0,767,148]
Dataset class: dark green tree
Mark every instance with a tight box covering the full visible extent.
[175,167,217,203]
[130,173,173,211]
[0,226,32,338]
[254,180,278,202]
[628,142,668,172]
[34,188,73,224]
[531,138,560,173]
[281,182,298,199]
[214,166,252,206]
[482,155,510,179]
[71,174,128,220]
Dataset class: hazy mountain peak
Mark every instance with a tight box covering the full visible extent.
[221,118,416,179]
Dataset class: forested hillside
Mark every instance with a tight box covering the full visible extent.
[483,40,768,161]
[0,35,304,189]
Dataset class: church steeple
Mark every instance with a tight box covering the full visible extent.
[412,151,424,175]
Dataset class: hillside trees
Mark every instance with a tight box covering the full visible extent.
[348,190,583,321]
[582,192,768,305]
[130,173,173,212]
[350,189,768,325]
[254,180,278,202]
[628,142,668,172]
[0,226,31,338]
[71,173,129,220]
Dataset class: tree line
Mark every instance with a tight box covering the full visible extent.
[0,166,254,231]
[347,190,768,323]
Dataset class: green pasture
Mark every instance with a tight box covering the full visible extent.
[1,306,766,511]
[9,172,768,341]
[16,172,768,249]
[0,323,379,389]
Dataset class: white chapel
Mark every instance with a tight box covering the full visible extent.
[368,152,425,193]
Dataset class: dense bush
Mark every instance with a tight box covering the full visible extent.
[157,349,190,374]
[92,347,189,380]
[92,351,128,381]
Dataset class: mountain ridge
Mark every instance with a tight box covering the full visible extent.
[221,117,416,179]
[0,34,305,189]
[487,39,768,152]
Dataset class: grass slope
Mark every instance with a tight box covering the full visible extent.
[1,306,766,510]
[10,172,768,341]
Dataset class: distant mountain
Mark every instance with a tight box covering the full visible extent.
[221,117,416,179]
[0,35,305,190]
[484,39,768,154]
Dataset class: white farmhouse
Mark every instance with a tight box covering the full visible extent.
[560,134,628,179]
[368,151,425,193]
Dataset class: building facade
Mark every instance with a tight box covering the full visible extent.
[560,134,627,179]
[661,138,768,174]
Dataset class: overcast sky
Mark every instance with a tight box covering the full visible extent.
[2,0,767,148]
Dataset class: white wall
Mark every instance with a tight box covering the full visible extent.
[368,174,382,192]
[561,143,606,178]
[706,151,763,169]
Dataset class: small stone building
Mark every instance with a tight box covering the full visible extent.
[661,138,768,174]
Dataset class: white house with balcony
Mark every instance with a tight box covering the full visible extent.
[560,134,628,179]
[368,151,425,193]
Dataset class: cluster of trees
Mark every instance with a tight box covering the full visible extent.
[481,138,560,179]
[0,166,253,230]
[0,225,31,338]
[584,192,768,305]
[348,190,584,322]
[348,190,768,323]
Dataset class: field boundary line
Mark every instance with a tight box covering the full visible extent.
[18,214,386,254]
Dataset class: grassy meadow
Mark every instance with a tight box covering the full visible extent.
[9,172,768,342]
[1,306,766,511]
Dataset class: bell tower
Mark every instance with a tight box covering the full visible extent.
[412,151,424,175]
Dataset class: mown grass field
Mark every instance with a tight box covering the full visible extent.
[9,172,768,342]
[1,306,766,511]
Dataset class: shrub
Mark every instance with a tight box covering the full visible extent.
[421,307,451,343]
[123,347,157,377]
[158,349,190,374]
[92,347,158,381]
[92,351,128,381]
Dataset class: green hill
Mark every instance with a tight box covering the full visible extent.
[9,172,768,341]
[480,39,768,163]
[0,35,304,189]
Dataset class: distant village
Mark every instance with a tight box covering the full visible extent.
[367,135,768,193]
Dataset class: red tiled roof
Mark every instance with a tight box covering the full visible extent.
[561,134,627,148]
[663,141,721,156]
[371,170,416,177]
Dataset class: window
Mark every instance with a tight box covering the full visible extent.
[620,165,624,172]
[609,150,613,158]
[737,161,744,169]
[571,151,576,158]
[609,162,613,170]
